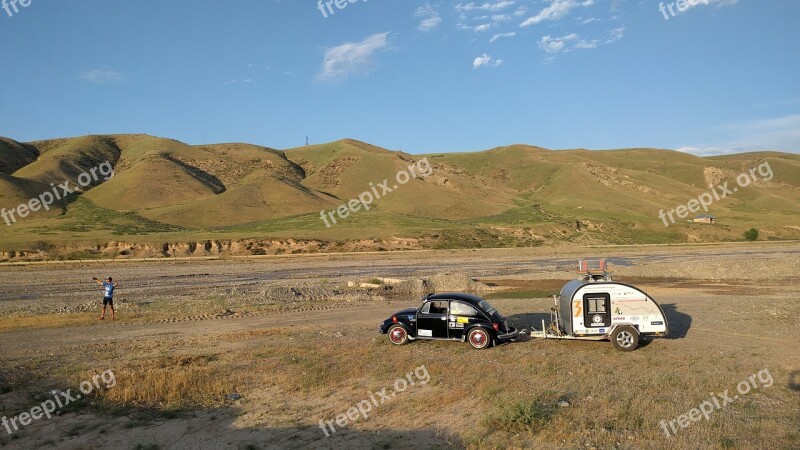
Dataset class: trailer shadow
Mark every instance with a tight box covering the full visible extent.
[6,403,464,449]
[790,371,800,392]
[660,303,692,339]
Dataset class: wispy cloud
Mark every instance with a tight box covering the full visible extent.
[79,68,125,85]
[490,31,516,43]
[223,78,252,86]
[416,3,442,31]
[317,33,390,82]
[521,0,594,27]
[686,0,739,11]
[678,114,800,155]
[473,53,504,69]
[605,26,624,43]
[537,26,624,56]
[456,1,516,13]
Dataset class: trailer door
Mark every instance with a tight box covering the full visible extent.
[583,293,611,328]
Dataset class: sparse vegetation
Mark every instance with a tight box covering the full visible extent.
[745,227,760,241]
[487,395,559,434]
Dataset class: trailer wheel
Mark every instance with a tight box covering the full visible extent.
[388,325,410,345]
[467,328,492,349]
[611,326,639,351]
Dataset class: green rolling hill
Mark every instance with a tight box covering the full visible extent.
[0,134,798,257]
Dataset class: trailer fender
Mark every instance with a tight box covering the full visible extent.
[606,323,639,338]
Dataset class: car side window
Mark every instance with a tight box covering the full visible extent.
[450,300,478,317]
[422,301,448,315]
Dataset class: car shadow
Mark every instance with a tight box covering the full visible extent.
[660,303,692,339]
[507,312,552,332]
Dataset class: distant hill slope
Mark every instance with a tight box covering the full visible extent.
[0,134,798,254]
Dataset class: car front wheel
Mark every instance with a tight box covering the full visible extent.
[467,328,492,349]
[388,325,410,345]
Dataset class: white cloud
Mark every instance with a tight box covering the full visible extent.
[456,1,516,13]
[416,3,442,31]
[575,39,599,49]
[317,33,390,82]
[473,53,503,69]
[678,114,800,155]
[79,68,125,85]
[521,0,594,27]
[473,23,492,32]
[538,33,578,53]
[676,146,729,157]
[490,31,516,43]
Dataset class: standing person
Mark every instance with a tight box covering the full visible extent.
[93,276,116,320]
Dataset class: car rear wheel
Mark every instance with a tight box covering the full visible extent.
[611,326,639,351]
[388,325,410,345]
[467,328,492,349]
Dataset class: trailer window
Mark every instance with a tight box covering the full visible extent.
[586,295,608,313]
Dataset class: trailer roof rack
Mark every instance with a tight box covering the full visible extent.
[577,259,612,282]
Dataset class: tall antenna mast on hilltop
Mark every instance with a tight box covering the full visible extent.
[306,135,309,146]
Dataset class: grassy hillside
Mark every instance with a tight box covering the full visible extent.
[0,134,798,254]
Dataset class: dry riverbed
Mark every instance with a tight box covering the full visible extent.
[0,243,798,449]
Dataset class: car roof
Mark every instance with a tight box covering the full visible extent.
[426,292,484,305]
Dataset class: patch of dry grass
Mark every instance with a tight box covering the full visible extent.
[100,355,240,410]
[0,313,100,332]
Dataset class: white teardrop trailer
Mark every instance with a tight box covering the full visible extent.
[530,259,669,351]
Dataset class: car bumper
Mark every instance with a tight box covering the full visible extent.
[497,327,519,341]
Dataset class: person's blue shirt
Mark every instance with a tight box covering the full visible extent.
[102,282,115,299]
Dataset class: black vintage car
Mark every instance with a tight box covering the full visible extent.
[379,293,519,349]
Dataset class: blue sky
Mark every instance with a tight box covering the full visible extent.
[0,0,798,155]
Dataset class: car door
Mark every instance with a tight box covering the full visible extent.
[416,300,449,339]
[448,300,480,340]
